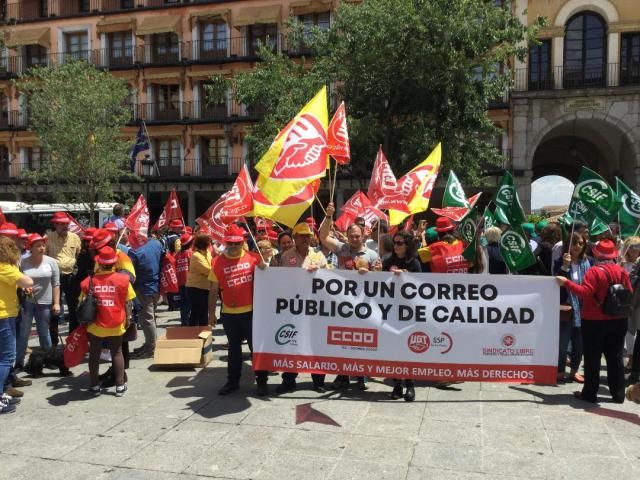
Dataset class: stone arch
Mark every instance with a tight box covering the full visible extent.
[526,111,640,171]
[554,0,619,26]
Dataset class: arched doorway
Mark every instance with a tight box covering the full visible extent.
[531,175,574,213]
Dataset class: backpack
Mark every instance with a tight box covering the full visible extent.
[597,266,634,318]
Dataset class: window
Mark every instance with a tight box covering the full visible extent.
[153,84,180,121]
[247,24,277,56]
[79,0,90,12]
[205,137,228,165]
[26,147,43,170]
[24,44,47,69]
[152,32,179,63]
[199,21,227,60]
[156,139,181,175]
[529,39,552,90]
[108,31,133,66]
[563,12,606,88]
[621,33,640,86]
[0,146,8,177]
[298,12,330,33]
[65,32,89,61]
[121,0,135,8]
[0,94,8,128]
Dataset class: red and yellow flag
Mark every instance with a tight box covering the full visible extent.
[389,143,442,225]
[252,180,320,228]
[327,101,350,164]
[255,87,329,205]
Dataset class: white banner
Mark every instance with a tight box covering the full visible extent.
[253,268,559,384]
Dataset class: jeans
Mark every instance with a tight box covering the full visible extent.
[0,317,17,394]
[221,311,267,384]
[558,321,582,373]
[187,287,209,326]
[50,273,80,344]
[581,318,627,402]
[179,286,191,326]
[16,302,52,366]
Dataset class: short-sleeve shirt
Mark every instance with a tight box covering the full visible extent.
[45,231,82,275]
[20,255,60,305]
[334,241,379,270]
[0,263,23,319]
[279,248,327,269]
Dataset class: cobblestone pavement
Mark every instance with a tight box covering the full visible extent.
[2,308,640,479]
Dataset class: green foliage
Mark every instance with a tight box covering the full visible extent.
[15,61,134,222]
[214,0,545,184]
[527,213,545,224]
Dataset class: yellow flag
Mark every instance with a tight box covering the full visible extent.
[251,179,320,228]
[389,143,442,225]
[255,87,329,205]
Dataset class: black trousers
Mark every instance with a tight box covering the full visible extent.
[282,372,325,385]
[187,287,209,326]
[50,273,80,345]
[581,318,627,402]
[221,311,267,384]
[629,333,640,383]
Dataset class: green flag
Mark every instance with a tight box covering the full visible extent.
[563,196,594,226]
[589,217,609,237]
[500,225,536,273]
[442,171,469,208]
[574,166,621,223]
[462,228,477,264]
[483,206,496,230]
[457,207,477,243]
[492,172,526,226]
[616,178,640,238]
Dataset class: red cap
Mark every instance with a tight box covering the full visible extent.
[169,219,184,231]
[94,246,118,265]
[82,227,97,242]
[224,224,246,244]
[26,233,47,249]
[592,239,619,260]
[17,229,28,239]
[103,222,119,234]
[0,223,19,236]
[180,232,194,247]
[185,226,193,235]
[51,212,70,224]
[89,229,114,250]
[434,217,456,233]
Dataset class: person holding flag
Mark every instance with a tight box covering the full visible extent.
[208,224,269,397]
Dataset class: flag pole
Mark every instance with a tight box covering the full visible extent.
[314,195,327,216]
[141,120,160,176]
[245,223,266,264]
[330,162,339,204]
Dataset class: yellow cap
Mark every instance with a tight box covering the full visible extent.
[292,222,314,236]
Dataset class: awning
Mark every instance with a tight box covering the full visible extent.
[96,16,136,34]
[186,68,230,80]
[189,8,230,28]
[136,15,182,37]
[5,27,50,48]
[145,72,182,84]
[233,5,281,27]
[289,0,332,15]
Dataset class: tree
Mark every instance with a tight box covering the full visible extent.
[16,60,134,224]
[210,0,545,185]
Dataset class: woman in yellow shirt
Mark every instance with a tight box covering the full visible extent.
[185,233,212,326]
[0,236,33,414]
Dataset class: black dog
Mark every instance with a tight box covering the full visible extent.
[24,346,72,377]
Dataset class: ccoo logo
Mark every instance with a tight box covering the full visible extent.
[501,231,526,253]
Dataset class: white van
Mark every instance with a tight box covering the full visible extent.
[0,202,117,233]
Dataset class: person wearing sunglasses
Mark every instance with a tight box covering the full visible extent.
[382,231,421,401]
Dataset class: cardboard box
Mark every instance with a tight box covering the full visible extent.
[153,326,213,368]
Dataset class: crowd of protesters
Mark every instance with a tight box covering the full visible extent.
[2,200,640,414]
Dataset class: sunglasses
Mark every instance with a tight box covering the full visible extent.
[394,241,406,246]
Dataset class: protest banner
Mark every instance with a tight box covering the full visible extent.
[253,268,559,384]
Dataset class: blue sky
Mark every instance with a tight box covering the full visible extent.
[531,175,574,210]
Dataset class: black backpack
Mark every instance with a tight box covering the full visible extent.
[597,266,634,318]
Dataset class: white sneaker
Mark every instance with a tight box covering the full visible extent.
[1,393,20,406]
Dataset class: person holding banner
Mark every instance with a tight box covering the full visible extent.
[275,222,328,394]
[319,202,380,390]
[554,232,591,383]
[557,239,632,403]
[383,230,421,401]
[208,224,269,397]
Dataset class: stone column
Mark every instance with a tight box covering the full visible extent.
[515,169,534,214]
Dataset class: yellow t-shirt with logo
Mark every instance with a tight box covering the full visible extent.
[0,263,23,319]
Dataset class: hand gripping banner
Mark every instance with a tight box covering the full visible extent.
[253,269,559,384]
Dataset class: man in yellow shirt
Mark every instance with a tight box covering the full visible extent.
[46,212,82,338]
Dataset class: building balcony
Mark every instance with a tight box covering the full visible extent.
[135,44,182,66]
[0,111,29,130]
[513,63,640,93]
[137,102,184,123]
[136,156,238,178]
[184,35,283,63]
[93,47,136,69]
[184,101,228,122]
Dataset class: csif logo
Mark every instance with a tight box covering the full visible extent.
[275,324,298,346]
[495,185,514,207]
[449,183,467,205]
[622,193,640,219]
[500,231,526,253]
[460,219,475,241]
[576,179,610,204]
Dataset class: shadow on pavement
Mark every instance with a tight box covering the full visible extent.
[44,370,97,406]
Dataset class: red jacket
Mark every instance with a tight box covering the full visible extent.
[564,263,632,320]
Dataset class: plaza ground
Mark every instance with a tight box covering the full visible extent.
[2,308,640,480]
